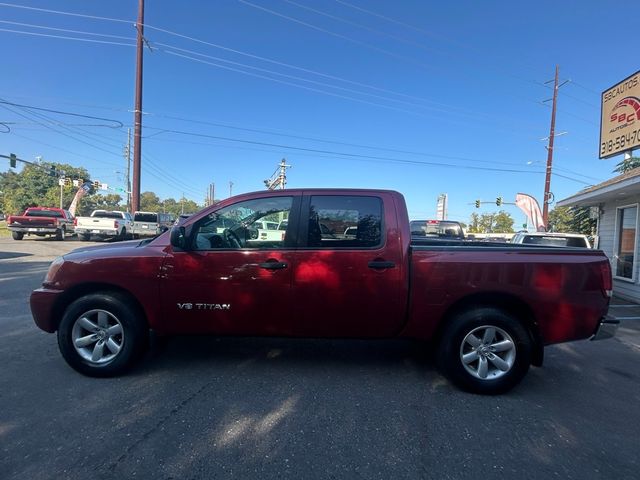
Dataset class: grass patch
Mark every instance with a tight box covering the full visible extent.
[0,221,10,238]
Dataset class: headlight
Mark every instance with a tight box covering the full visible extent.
[43,256,65,286]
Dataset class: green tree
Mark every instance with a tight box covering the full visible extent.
[613,156,640,174]
[548,206,595,235]
[467,212,481,233]
[493,211,514,233]
[0,162,90,214]
[78,194,123,216]
[468,211,514,233]
[548,206,573,232]
[140,191,162,212]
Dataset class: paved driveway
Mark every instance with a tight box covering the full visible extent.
[1,238,639,479]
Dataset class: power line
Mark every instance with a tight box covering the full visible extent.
[0,27,136,47]
[139,125,593,180]
[0,99,124,128]
[4,94,596,183]
[0,2,132,24]
[281,0,443,55]
[157,42,453,114]
[237,0,441,72]
[163,49,437,119]
[0,19,135,41]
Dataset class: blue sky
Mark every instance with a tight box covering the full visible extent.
[1,0,638,223]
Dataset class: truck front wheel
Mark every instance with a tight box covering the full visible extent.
[436,307,532,395]
[57,293,148,377]
[12,231,24,240]
[55,227,65,241]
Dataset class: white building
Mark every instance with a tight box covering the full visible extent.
[558,167,640,302]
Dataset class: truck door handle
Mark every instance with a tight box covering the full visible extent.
[368,261,396,270]
[259,260,288,270]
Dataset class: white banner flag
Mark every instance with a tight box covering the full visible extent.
[515,193,546,231]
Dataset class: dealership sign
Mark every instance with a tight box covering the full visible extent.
[600,70,640,159]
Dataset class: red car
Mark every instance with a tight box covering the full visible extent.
[30,189,616,394]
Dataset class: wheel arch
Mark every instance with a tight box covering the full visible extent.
[434,292,544,366]
[52,283,149,333]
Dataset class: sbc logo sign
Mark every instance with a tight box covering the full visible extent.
[610,96,640,125]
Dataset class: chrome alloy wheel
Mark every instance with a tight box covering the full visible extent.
[71,309,124,365]
[459,325,516,380]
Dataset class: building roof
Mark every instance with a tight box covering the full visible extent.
[557,167,640,207]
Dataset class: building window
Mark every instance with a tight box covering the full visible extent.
[615,205,638,279]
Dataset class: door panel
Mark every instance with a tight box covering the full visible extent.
[159,194,298,335]
[291,194,407,337]
[160,250,295,335]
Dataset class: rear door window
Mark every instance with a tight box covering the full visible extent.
[306,195,383,248]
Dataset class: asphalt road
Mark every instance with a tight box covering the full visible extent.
[1,237,639,480]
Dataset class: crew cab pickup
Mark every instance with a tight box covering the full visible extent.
[74,210,133,241]
[7,207,74,240]
[30,189,616,394]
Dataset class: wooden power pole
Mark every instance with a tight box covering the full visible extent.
[542,65,559,228]
[131,0,145,213]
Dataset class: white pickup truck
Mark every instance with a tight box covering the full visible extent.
[74,210,133,241]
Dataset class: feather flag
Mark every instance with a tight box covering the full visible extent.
[515,193,546,231]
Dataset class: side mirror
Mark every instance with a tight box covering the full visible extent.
[247,227,259,240]
[170,226,187,250]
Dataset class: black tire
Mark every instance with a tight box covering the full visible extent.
[118,228,127,241]
[57,292,148,377]
[79,233,90,241]
[55,227,65,241]
[12,231,24,240]
[436,307,532,395]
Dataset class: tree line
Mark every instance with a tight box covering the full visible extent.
[0,161,201,217]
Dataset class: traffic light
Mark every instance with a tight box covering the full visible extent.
[64,177,71,187]
[9,153,17,168]
[93,180,100,190]
[496,196,503,206]
[475,200,480,208]
[49,165,56,176]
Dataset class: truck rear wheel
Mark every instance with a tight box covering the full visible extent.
[79,233,90,241]
[57,293,148,377]
[436,307,532,395]
[12,231,24,240]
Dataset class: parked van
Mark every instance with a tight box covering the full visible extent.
[132,211,174,238]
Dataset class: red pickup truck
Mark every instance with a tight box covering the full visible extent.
[30,189,617,394]
[7,207,74,240]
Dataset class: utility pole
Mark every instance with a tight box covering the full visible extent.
[131,0,145,213]
[229,181,233,197]
[124,128,132,212]
[542,65,560,228]
[264,158,292,190]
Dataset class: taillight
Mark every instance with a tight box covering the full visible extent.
[114,220,119,228]
[600,261,612,297]
[73,218,77,226]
